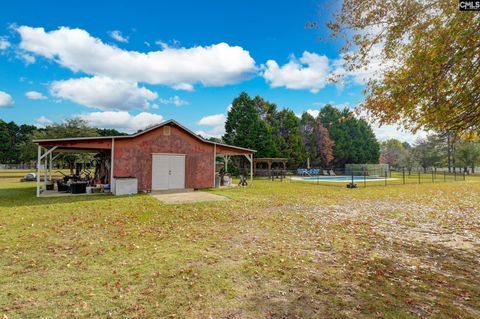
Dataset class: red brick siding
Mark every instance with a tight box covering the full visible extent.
[113,124,214,191]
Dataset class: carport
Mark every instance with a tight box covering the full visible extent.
[34,137,114,197]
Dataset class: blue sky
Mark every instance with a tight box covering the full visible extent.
[0,0,422,142]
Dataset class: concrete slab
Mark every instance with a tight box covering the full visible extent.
[39,190,110,197]
[150,190,228,204]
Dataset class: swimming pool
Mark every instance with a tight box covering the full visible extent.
[299,175,392,182]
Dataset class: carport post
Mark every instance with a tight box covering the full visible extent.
[44,154,47,190]
[250,155,253,185]
[36,145,41,197]
[110,138,115,191]
[49,152,52,181]
[36,146,58,197]
[224,155,230,173]
[213,143,217,188]
[244,154,253,186]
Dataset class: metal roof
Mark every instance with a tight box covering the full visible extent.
[33,119,256,153]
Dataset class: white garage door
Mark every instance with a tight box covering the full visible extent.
[152,154,185,190]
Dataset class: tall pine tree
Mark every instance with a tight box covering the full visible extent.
[223,92,277,158]
[318,105,380,167]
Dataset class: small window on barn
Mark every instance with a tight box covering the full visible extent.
[163,126,171,136]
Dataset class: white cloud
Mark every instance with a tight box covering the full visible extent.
[306,109,319,118]
[17,26,256,90]
[311,102,351,111]
[298,102,351,118]
[356,109,426,143]
[263,51,330,93]
[172,83,194,91]
[198,113,226,126]
[0,91,14,107]
[0,37,10,50]
[226,104,232,112]
[35,115,52,127]
[158,95,188,106]
[50,76,158,110]
[297,109,320,118]
[155,39,180,49]
[196,130,222,139]
[371,123,427,144]
[155,40,169,49]
[25,90,47,100]
[332,45,391,86]
[197,113,226,138]
[77,111,164,133]
[19,52,36,64]
[108,30,128,43]
[262,45,392,93]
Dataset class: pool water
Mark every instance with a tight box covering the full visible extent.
[303,175,384,182]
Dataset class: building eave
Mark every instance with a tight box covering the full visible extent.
[33,119,256,153]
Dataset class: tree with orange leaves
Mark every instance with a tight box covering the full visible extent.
[327,0,480,138]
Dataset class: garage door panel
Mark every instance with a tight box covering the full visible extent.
[152,155,169,190]
[168,155,185,189]
[152,154,185,190]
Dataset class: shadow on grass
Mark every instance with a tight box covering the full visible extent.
[0,184,145,208]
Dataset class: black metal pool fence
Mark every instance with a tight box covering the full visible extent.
[257,168,470,188]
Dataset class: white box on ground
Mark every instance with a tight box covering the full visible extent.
[113,177,138,195]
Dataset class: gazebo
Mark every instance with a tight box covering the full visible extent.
[253,158,287,176]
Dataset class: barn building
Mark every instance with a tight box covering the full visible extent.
[34,120,255,197]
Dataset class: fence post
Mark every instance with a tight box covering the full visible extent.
[432,171,434,183]
[351,171,354,188]
[454,170,457,181]
[444,171,446,182]
[418,171,421,184]
[385,171,387,186]
[463,172,466,181]
[403,168,405,185]
[364,171,367,188]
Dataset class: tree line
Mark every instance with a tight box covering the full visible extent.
[0,119,126,165]
[380,136,480,174]
[223,92,380,168]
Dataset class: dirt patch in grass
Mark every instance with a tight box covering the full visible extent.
[302,200,480,252]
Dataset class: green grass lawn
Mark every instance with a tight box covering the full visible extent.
[1,176,479,318]
[0,169,71,179]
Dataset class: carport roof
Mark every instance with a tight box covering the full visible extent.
[33,119,256,154]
